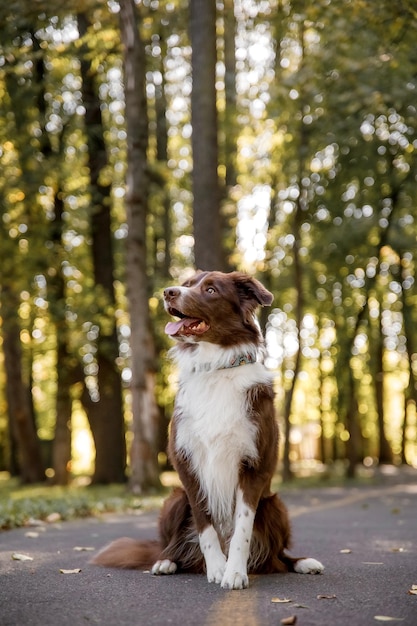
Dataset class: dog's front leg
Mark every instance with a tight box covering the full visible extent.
[221,488,254,590]
[199,524,227,584]
[173,451,226,584]
[187,489,226,583]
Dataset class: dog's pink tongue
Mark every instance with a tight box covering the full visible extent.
[165,318,200,336]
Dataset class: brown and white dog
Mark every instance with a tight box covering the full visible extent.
[92,270,323,589]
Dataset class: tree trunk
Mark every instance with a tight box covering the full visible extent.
[220,0,238,269]
[399,256,417,465]
[281,197,304,482]
[1,285,45,483]
[279,20,310,482]
[52,343,73,484]
[154,31,172,280]
[223,0,237,190]
[318,336,327,465]
[49,191,73,485]
[345,377,360,479]
[373,298,393,464]
[78,13,127,483]
[190,0,225,271]
[119,0,160,492]
[343,305,367,479]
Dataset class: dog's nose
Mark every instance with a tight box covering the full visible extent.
[164,287,180,300]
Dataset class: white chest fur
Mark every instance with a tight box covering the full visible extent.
[174,359,272,526]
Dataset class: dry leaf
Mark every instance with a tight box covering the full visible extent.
[59,568,82,574]
[73,546,95,552]
[46,512,61,523]
[26,518,45,527]
[271,598,292,604]
[317,594,336,600]
[374,617,404,622]
[391,547,405,553]
[12,553,33,561]
[25,531,39,538]
[340,549,352,554]
[408,586,417,595]
[362,562,384,565]
[281,617,297,625]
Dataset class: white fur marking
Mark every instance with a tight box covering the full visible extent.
[151,559,177,575]
[221,489,255,590]
[294,557,324,574]
[199,526,226,584]
[174,343,271,524]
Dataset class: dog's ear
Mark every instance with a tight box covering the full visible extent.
[231,272,273,308]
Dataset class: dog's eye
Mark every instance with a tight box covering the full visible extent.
[206,286,216,294]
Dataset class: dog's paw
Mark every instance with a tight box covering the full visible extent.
[151,559,177,575]
[206,554,227,584]
[207,566,226,585]
[294,557,324,575]
[221,570,249,590]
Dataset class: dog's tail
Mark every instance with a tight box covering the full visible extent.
[91,538,161,569]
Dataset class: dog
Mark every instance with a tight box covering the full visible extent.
[92,270,323,589]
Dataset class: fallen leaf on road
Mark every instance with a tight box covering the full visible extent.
[408,585,417,595]
[25,532,39,538]
[374,617,404,622]
[73,546,95,552]
[26,518,45,527]
[362,562,384,565]
[59,568,82,574]
[294,604,309,609]
[317,594,336,600]
[12,553,33,561]
[281,616,297,625]
[391,547,405,553]
[340,549,352,554]
[46,512,61,523]
[271,598,292,603]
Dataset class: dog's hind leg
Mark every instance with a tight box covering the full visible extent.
[250,493,324,575]
[293,557,324,574]
[152,487,205,575]
[151,559,178,575]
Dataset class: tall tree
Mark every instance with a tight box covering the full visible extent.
[1,283,45,483]
[78,12,126,484]
[49,188,74,485]
[190,0,226,270]
[119,0,160,492]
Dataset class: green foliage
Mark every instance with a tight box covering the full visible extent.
[0,478,163,530]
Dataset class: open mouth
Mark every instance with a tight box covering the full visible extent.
[165,308,210,337]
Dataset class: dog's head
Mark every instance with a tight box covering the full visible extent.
[163,271,273,347]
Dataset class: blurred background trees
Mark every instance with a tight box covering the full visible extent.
[0,0,416,489]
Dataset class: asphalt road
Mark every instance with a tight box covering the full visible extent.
[1,473,416,626]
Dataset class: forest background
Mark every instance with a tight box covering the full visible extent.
[0,0,416,494]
